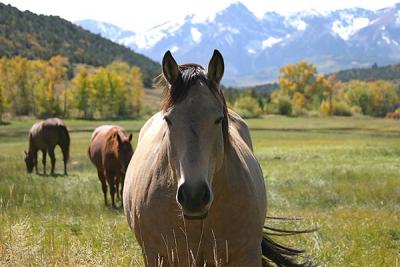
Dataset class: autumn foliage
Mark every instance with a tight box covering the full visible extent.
[0,56,144,120]
[274,61,399,117]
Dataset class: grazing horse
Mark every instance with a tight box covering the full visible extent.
[89,125,133,209]
[123,51,309,266]
[24,118,70,175]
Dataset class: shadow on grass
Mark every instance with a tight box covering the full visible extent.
[0,120,11,126]
[34,173,67,178]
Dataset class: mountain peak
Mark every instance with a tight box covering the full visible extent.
[219,1,255,17]
[76,3,400,85]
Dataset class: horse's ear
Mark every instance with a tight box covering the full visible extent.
[128,133,133,142]
[207,49,224,85]
[24,150,27,156]
[162,50,180,85]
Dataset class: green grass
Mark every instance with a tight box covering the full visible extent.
[0,116,399,266]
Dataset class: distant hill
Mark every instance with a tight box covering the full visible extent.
[0,3,160,86]
[331,63,400,82]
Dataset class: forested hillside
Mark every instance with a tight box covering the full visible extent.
[0,3,160,86]
[332,63,400,82]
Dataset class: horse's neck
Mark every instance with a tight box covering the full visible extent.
[213,136,252,191]
[28,134,36,152]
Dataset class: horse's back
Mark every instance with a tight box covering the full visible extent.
[29,118,69,150]
[91,125,127,142]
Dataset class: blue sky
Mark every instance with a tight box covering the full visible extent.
[2,0,399,31]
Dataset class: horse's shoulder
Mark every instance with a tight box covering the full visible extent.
[43,118,65,127]
[91,125,115,141]
[29,121,44,136]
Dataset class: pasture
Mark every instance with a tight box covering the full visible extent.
[0,116,399,266]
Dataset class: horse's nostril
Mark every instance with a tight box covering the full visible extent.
[202,185,210,204]
[177,185,185,205]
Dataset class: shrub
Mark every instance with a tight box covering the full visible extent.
[292,107,309,117]
[233,96,262,118]
[350,105,362,116]
[333,100,352,116]
[277,96,292,116]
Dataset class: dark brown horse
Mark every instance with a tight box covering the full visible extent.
[24,118,70,175]
[88,125,133,209]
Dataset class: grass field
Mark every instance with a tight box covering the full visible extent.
[0,116,399,266]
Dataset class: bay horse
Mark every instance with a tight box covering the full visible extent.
[24,118,70,175]
[89,125,133,209]
[123,50,311,266]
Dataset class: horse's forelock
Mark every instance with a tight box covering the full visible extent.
[158,64,229,144]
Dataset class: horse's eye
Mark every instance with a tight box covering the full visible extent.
[164,116,172,126]
[215,117,224,125]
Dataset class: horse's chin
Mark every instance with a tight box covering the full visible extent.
[183,211,209,220]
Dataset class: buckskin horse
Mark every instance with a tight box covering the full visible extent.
[123,50,311,266]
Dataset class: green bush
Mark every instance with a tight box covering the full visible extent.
[233,96,262,118]
[350,105,362,116]
[292,107,308,117]
[277,96,292,116]
[333,100,352,116]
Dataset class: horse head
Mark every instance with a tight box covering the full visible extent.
[24,150,35,173]
[113,131,133,176]
[161,50,227,220]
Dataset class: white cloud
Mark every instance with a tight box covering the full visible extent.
[262,37,282,48]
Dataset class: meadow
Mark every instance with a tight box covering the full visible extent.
[0,116,399,266]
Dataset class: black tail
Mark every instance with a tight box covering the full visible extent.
[261,222,316,267]
[59,125,70,162]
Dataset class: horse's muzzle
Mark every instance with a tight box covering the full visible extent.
[177,181,213,219]
[184,211,209,220]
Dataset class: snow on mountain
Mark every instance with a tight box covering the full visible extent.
[75,2,400,85]
[76,19,135,43]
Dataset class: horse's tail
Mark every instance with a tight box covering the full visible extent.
[261,222,316,267]
[59,124,70,162]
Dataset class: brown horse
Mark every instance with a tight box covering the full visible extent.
[89,125,133,209]
[24,118,70,175]
[123,51,310,266]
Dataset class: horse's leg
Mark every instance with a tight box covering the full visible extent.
[34,150,38,174]
[105,170,117,209]
[42,150,47,175]
[119,176,124,207]
[98,169,108,206]
[115,176,120,201]
[48,148,56,175]
[61,145,68,175]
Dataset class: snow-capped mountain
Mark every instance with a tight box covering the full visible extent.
[75,2,400,85]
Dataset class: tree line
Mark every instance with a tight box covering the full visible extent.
[224,61,400,118]
[0,56,144,121]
